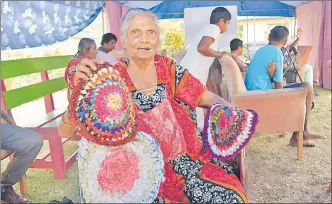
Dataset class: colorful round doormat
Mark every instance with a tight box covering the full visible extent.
[77,132,164,203]
[68,63,137,146]
[203,104,258,160]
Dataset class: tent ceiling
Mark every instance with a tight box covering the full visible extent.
[116,1,163,9]
[280,1,308,7]
[116,1,309,9]
[116,1,309,18]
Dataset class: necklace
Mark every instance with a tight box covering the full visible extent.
[128,64,158,96]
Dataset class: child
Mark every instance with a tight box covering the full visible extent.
[181,7,231,129]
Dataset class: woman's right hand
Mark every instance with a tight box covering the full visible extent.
[74,58,104,86]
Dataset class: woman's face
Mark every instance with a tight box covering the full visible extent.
[83,42,97,59]
[125,13,159,60]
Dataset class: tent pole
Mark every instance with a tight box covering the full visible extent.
[246,16,249,59]
[294,16,297,41]
[102,7,105,34]
[253,16,256,52]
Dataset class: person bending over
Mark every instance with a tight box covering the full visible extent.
[181,7,232,129]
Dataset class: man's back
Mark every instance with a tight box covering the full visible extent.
[245,45,283,91]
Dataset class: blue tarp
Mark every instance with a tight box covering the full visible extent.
[116,1,309,19]
[1,1,104,50]
[2,1,308,50]
[149,1,296,19]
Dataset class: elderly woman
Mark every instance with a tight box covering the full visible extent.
[60,8,248,203]
[65,38,97,98]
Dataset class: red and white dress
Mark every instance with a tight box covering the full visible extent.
[65,55,249,203]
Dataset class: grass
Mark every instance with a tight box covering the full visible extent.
[2,141,80,203]
[1,86,331,203]
[245,86,331,203]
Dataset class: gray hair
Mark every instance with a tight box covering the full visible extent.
[120,8,162,44]
[75,38,95,57]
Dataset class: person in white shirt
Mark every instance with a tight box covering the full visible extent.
[96,33,119,65]
[181,7,231,84]
[180,7,231,129]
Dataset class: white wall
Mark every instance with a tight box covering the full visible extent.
[183,6,238,51]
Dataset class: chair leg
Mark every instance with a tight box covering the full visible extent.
[19,175,28,196]
[297,131,303,160]
[48,136,66,179]
[240,149,246,189]
[281,132,287,137]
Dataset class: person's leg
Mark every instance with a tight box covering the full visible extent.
[302,64,319,97]
[284,83,326,147]
[304,64,314,86]
[1,123,43,203]
[1,123,43,185]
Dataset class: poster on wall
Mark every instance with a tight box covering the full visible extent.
[183,6,238,52]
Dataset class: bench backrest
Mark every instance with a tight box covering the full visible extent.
[219,56,247,103]
[1,55,72,116]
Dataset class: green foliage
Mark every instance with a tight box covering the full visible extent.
[237,32,243,40]
[160,20,185,55]
[43,48,62,57]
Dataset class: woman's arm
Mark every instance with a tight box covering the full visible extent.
[58,111,77,137]
[287,28,302,49]
[198,89,230,108]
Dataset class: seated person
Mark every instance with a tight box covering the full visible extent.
[230,38,248,72]
[282,28,315,94]
[230,38,276,78]
[96,33,119,65]
[245,26,326,147]
[1,111,43,203]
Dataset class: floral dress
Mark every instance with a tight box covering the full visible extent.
[65,55,247,203]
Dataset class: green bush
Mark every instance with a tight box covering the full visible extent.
[160,21,185,55]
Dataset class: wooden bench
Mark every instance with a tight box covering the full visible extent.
[1,55,79,192]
